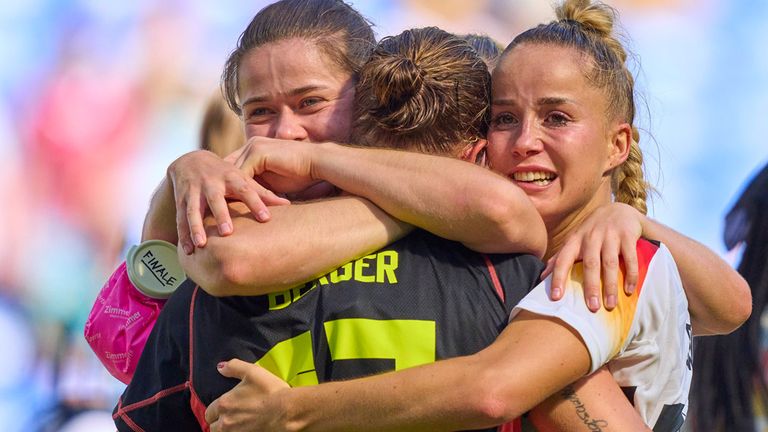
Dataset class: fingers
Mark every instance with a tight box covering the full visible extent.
[205,397,220,425]
[600,233,621,310]
[620,235,639,295]
[540,257,555,283]
[217,359,251,380]
[580,232,603,313]
[226,176,290,223]
[176,202,194,255]
[550,238,581,301]
[221,359,288,390]
[186,192,208,249]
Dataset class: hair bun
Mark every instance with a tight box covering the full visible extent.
[557,0,616,39]
[372,56,424,112]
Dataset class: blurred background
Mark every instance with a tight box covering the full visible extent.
[0,0,765,430]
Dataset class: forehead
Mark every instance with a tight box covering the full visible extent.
[238,38,352,100]
[492,43,598,104]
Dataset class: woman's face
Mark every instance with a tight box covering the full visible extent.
[238,38,356,143]
[487,43,629,233]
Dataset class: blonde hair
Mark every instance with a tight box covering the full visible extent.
[351,27,491,155]
[504,0,650,214]
[199,91,245,157]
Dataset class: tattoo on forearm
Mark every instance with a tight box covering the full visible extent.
[561,385,609,431]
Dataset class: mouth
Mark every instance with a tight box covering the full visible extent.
[511,170,557,186]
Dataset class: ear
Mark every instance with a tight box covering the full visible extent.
[461,139,488,165]
[606,123,632,170]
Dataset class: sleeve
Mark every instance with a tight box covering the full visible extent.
[509,256,645,374]
[113,281,203,431]
[84,261,166,384]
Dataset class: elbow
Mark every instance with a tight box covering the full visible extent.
[465,367,526,426]
[727,276,753,331]
[193,239,253,297]
[699,276,752,335]
[478,194,547,258]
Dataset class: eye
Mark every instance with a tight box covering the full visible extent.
[245,106,274,120]
[299,97,325,109]
[544,112,571,126]
[491,112,517,130]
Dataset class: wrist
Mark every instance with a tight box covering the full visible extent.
[310,141,343,182]
[274,387,309,432]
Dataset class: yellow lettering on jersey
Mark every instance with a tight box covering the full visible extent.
[329,262,353,284]
[268,281,318,311]
[376,250,398,283]
[354,254,376,283]
[269,251,400,310]
[268,290,292,311]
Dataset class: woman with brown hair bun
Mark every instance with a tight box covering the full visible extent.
[109,5,547,431]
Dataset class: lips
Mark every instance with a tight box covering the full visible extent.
[511,170,556,186]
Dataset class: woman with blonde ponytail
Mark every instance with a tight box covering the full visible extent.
[194,1,746,431]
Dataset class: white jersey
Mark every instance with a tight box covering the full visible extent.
[510,239,692,432]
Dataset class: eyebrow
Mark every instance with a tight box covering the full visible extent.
[241,85,328,107]
[492,96,576,107]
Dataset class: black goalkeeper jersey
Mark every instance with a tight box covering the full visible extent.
[114,229,543,431]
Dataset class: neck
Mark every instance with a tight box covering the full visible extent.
[543,187,613,261]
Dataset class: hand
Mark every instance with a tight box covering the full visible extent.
[168,150,290,254]
[234,137,326,196]
[544,203,644,312]
[206,359,290,432]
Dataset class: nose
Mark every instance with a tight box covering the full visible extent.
[272,108,309,141]
[510,120,543,158]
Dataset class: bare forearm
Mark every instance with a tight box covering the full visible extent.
[275,355,498,432]
[141,177,178,243]
[641,217,751,335]
[270,313,589,431]
[312,143,546,257]
[180,197,412,296]
[529,368,650,432]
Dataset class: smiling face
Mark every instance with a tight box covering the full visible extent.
[238,38,356,143]
[487,42,630,240]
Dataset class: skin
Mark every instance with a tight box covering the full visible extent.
[200,41,652,431]
[169,37,547,296]
[144,33,747,431]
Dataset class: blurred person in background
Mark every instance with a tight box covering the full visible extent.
[690,161,768,432]
[200,91,246,158]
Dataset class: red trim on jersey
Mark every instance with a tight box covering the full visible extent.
[499,417,521,432]
[115,383,190,414]
[190,386,210,432]
[633,239,659,297]
[118,413,145,432]
[113,382,190,430]
[482,254,505,303]
[189,286,199,384]
[188,285,210,430]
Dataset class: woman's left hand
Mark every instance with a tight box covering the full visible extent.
[544,203,645,312]
[206,359,289,432]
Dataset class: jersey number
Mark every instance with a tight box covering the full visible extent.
[256,318,436,387]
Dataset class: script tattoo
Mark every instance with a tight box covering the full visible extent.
[561,385,608,431]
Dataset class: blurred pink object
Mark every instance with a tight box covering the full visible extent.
[84,262,165,384]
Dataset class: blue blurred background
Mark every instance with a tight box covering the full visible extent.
[0,0,765,430]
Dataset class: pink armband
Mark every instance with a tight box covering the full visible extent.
[84,240,186,384]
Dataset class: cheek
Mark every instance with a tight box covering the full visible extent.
[328,97,353,143]
[245,123,272,139]
[485,132,511,170]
